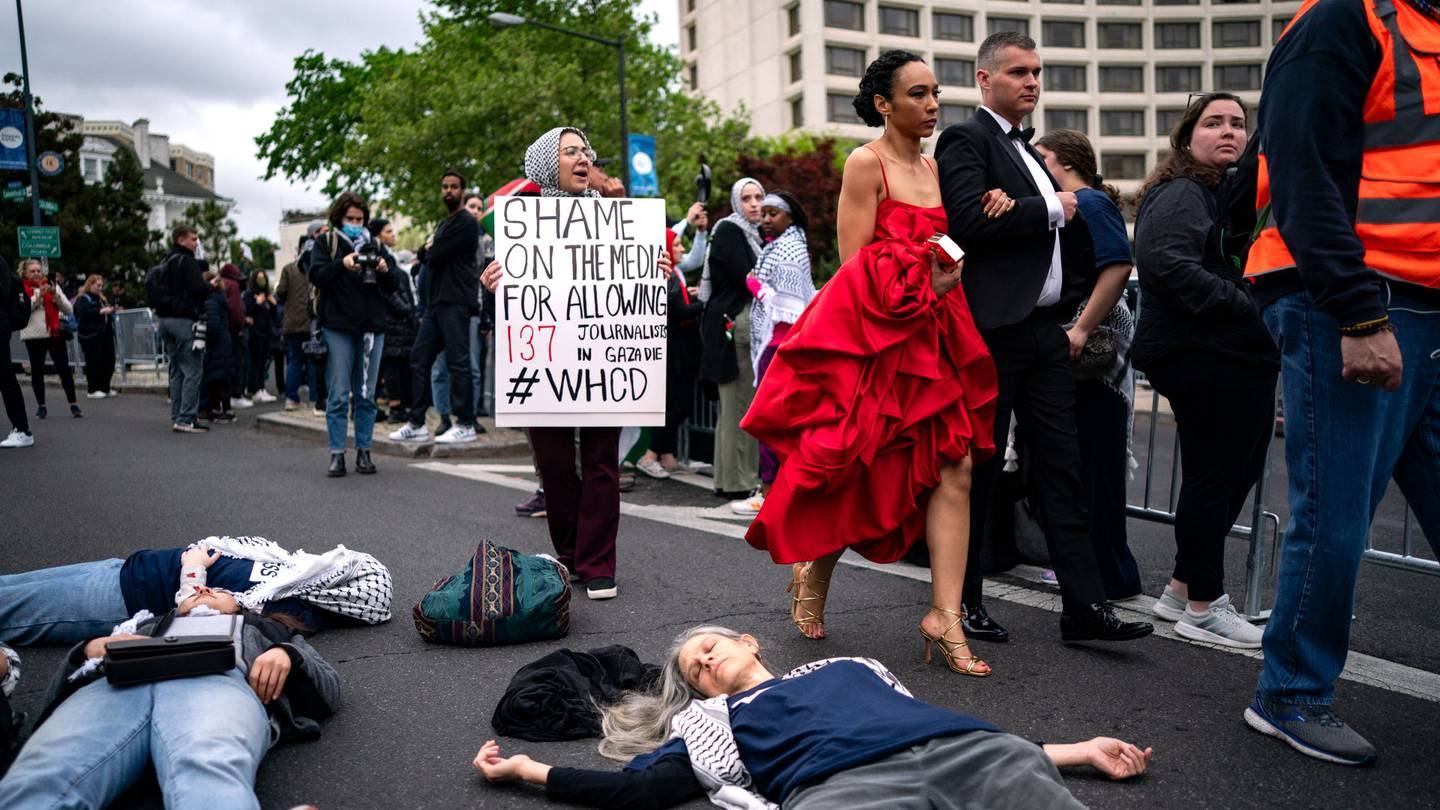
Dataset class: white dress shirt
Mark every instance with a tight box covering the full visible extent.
[981,106,1065,308]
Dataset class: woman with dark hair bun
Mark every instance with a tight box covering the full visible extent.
[742,51,1011,676]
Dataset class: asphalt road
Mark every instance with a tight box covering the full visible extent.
[2,392,1437,809]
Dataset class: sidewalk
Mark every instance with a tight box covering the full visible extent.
[255,407,529,460]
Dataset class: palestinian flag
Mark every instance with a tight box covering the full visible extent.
[482,177,541,236]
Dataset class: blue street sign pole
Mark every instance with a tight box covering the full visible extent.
[16,0,42,227]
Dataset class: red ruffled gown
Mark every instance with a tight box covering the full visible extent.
[740,199,998,564]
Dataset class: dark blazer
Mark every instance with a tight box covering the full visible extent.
[697,221,757,385]
[936,109,1094,331]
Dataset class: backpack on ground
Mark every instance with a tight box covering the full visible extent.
[413,541,571,646]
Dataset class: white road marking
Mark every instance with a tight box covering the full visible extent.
[417,460,1440,705]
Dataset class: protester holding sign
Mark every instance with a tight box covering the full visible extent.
[481,126,672,602]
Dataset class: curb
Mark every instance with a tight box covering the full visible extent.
[254,411,530,460]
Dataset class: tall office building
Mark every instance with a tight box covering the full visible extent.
[678,0,1299,195]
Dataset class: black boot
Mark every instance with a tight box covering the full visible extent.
[327,452,346,478]
[1060,603,1154,642]
[355,449,376,474]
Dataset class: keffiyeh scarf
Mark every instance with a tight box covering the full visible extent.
[748,224,815,373]
[193,535,393,625]
[700,177,765,302]
[524,126,603,199]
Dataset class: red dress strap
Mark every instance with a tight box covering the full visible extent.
[921,155,938,180]
[862,144,891,200]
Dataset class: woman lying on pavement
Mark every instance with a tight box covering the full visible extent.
[0,535,393,646]
[0,608,340,809]
[475,625,1151,809]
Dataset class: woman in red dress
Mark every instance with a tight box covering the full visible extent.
[742,51,1011,677]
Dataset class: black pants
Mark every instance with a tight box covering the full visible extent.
[1076,378,1141,600]
[24,337,76,407]
[1145,351,1276,602]
[408,305,474,426]
[203,379,232,415]
[1,333,28,433]
[79,334,115,394]
[381,355,411,408]
[246,336,272,396]
[652,365,695,457]
[270,345,286,395]
[965,313,1106,611]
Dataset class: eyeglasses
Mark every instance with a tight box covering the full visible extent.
[561,146,597,162]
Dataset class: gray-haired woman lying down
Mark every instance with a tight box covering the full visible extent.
[475,626,1151,809]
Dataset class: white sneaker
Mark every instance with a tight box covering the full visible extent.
[729,490,764,515]
[252,390,277,403]
[1175,595,1263,649]
[104,390,119,397]
[1151,584,1187,622]
[0,429,34,448]
[435,424,477,444]
[87,391,107,399]
[232,397,254,409]
[636,457,670,479]
[388,422,432,442]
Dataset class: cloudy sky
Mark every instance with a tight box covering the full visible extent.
[0,1,679,242]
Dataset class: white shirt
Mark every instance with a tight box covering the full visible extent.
[981,106,1065,308]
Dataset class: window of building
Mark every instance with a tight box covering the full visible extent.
[879,5,920,37]
[788,4,801,37]
[688,63,698,89]
[1043,20,1086,48]
[824,0,865,31]
[934,11,974,41]
[1214,20,1261,48]
[687,0,695,11]
[1097,0,1142,5]
[791,96,805,128]
[789,50,803,83]
[83,157,99,183]
[1100,65,1144,93]
[686,23,697,51]
[1047,63,1087,92]
[1102,153,1147,180]
[934,57,976,87]
[826,45,868,77]
[1155,21,1201,49]
[1155,64,1202,93]
[828,92,862,124]
[938,102,969,129]
[1214,63,1262,90]
[1272,16,1290,43]
[1047,108,1089,133]
[1155,108,1185,136]
[1101,109,1146,136]
[1045,0,1084,5]
[987,17,1030,37]
[1153,0,1199,5]
[1097,22,1143,49]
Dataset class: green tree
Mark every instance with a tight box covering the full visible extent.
[257,0,751,227]
[183,200,237,265]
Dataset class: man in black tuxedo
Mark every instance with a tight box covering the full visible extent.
[935,31,1151,644]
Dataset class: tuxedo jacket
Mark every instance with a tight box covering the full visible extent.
[935,110,1095,331]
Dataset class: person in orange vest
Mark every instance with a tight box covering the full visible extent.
[1243,0,1440,767]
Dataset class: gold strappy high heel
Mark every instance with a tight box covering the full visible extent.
[786,562,829,639]
[920,606,991,677]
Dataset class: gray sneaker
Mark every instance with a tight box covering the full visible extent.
[1151,584,1187,621]
[1175,595,1263,649]
[1244,698,1378,766]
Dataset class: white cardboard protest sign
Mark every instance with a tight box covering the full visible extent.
[494,196,668,427]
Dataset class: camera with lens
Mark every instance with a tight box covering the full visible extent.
[354,242,381,285]
[191,319,208,352]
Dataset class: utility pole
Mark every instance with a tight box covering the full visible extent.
[16,0,42,226]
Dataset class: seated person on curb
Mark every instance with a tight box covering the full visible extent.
[0,609,340,810]
[474,625,1151,809]
[0,536,393,646]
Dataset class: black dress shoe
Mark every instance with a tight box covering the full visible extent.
[354,449,376,474]
[1060,603,1154,642]
[327,452,346,477]
[961,603,1010,643]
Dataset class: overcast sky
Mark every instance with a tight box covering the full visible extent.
[0,1,679,242]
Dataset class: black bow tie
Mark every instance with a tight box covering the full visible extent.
[1008,126,1035,144]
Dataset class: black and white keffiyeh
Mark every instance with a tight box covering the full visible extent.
[748,224,815,374]
[1,641,18,697]
[190,535,393,625]
[524,126,602,199]
[699,177,765,303]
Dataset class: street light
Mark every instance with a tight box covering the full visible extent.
[487,12,629,191]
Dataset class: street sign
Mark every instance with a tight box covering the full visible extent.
[38,198,58,215]
[1,186,26,202]
[37,151,64,177]
[17,225,60,258]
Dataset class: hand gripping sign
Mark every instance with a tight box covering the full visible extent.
[495,196,668,427]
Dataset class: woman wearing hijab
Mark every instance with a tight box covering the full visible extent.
[698,178,766,497]
[481,127,672,602]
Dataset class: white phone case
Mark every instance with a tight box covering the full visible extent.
[928,233,965,265]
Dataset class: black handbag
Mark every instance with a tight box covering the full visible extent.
[105,615,241,687]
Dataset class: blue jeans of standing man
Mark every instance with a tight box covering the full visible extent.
[1258,287,1440,706]
[283,334,321,406]
[324,329,385,453]
[160,316,203,426]
[0,558,129,646]
[0,668,268,810]
[430,355,451,418]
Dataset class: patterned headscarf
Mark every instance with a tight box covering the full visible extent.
[699,177,765,302]
[524,126,602,199]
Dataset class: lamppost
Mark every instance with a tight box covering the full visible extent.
[487,12,629,191]
[15,0,41,226]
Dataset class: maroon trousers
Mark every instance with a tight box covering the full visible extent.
[529,426,621,583]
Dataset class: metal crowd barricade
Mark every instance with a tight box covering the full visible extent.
[679,380,719,466]
[113,308,165,382]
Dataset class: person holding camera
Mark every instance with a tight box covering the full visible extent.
[242,271,278,403]
[310,192,398,477]
[151,223,214,433]
[17,259,81,420]
[73,273,119,399]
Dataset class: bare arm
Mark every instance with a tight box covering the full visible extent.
[836,147,882,264]
[1044,737,1153,780]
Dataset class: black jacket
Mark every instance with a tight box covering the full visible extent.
[2,262,26,335]
[1133,178,1279,372]
[309,233,399,333]
[668,273,703,375]
[936,110,1096,331]
[155,245,211,320]
[697,222,757,384]
[203,290,237,384]
[383,249,419,359]
[244,291,276,349]
[418,210,481,312]
[73,293,113,340]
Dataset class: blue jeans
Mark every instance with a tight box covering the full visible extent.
[0,558,129,646]
[324,329,384,453]
[160,317,203,425]
[430,355,450,418]
[1258,287,1440,706]
[283,334,321,405]
[0,668,268,809]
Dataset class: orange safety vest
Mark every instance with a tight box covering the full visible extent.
[1247,0,1440,289]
